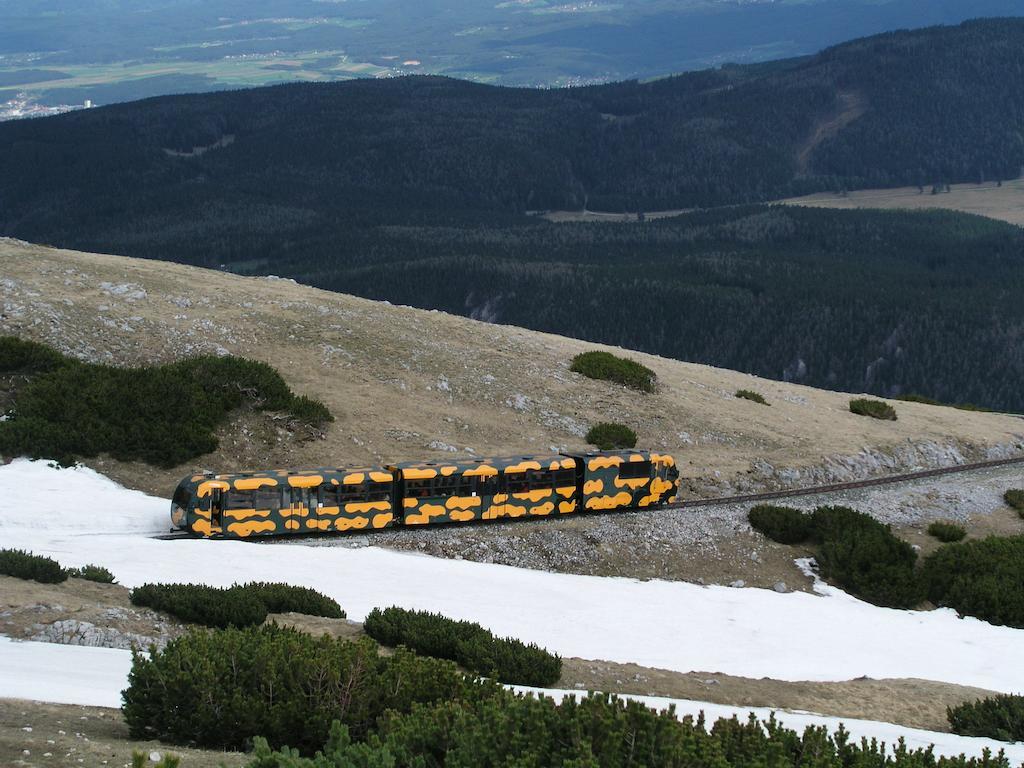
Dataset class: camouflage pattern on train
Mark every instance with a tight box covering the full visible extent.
[171,450,679,538]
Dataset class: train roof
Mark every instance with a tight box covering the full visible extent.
[178,466,392,485]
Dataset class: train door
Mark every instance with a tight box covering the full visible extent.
[210,489,224,532]
[284,486,312,532]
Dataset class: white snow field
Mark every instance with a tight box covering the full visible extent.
[0,636,1021,763]
[1,459,1023,696]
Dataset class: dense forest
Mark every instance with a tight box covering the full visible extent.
[271,206,1024,412]
[2,18,1023,223]
[1,20,1023,409]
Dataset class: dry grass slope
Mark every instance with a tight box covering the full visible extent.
[1,237,1021,500]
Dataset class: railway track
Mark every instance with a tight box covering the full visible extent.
[672,453,1024,510]
[151,453,1024,540]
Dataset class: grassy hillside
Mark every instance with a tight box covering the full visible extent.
[1,237,1021,499]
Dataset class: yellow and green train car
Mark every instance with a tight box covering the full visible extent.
[171,450,679,539]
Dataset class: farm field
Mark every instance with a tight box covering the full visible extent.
[781,178,1024,227]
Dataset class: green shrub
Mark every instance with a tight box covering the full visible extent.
[948,694,1024,742]
[130,582,345,628]
[921,535,1024,628]
[0,337,332,468]
[131,583,267,628]
[132,751,180,768]
[585,422,637,450]
[927,521,966,543]
[748,505,811,544]
[0,548,67,583]
[67,564,117,583]
[244,694,1019,768]
[122,625,497,754]
[809,506,922,608]
[1005,489,1024,515]
[570,351,656,393]
[735,389,769,405]
[0,336,69,373]
[749,506,922,606]
[849,398,897,420]
[897,393,942,406]
[363,606,562,687]
[241,582,345,619]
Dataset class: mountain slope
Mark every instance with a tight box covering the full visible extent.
[2,236,1021,498]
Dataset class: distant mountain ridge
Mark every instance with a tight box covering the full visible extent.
[2,19,1023,225]
[1,19,1024,410]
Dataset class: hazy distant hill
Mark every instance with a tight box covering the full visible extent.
[2,20,1024,409]
[2,19,1022,218]
[1,0,1020,110]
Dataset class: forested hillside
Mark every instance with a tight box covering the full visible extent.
[262,206,1024,412]
[1,18,1022,227]
[1,20,1023,409]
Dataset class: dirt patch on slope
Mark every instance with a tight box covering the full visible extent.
[0,698,246,768]
[796,91,868,175]
[0,576,188,650]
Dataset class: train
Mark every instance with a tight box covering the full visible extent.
[171,449,680,538]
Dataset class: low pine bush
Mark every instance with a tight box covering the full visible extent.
[948,694,1024,743]
[748,505,811,544]
[570,351,656,393]
[810,506,922,608]
[927,521,966,543]
[0,337,332,468]
[0,548,67,584]
[131,583,267,628]
[735,389,769,405]
[363,606,562,686]
[241,582,345,619]
[132,752,180,768]
[122,625,497,754]
[897,393,942,406]
[585,422,637,450]
[129,582,344,628]
[1005,489,1024,516]
[243,693,1020,768]
[747,506,923,608]
[67,564,117,583]
[849,398,897,420]
[921,535,1024,628]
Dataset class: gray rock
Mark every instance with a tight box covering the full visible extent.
[773,581,788,593]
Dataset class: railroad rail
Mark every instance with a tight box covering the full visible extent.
[151,453,1024,540]
[671,453,1024,510]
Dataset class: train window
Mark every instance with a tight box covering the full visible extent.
[619,461,652,480]
[224,490,255,509]
[505,472,529,494]
[254,489,280,509]
[338,483,365,504]
[432,476,473,497]
[367,482,392,502]
[172,485,191,509]
[405,479,432,498]
[552,468,576,487]
[320,485,339,506]
[474,476,498,496]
